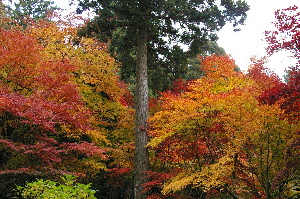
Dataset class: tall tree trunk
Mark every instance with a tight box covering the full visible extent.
[134,26,150,199]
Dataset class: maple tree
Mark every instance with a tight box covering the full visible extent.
[259,6,300,198]
[263,5,300,120]
[265,5,300,61]
[1,3,299,199]
[0,18,135,198]
[147,55,299,198]
[29,19,136,168]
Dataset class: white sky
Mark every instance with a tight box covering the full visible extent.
[53,0,300,77]
[218,0,300,77]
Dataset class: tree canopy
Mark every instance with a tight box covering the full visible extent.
[0,17,135,198]
[5,0,60,25]
[77,0,249,92]
[2,1,300,199]
[148,55,299,198]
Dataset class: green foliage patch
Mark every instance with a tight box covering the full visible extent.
[18,175,97,199]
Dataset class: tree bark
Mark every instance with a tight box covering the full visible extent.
[134,26,150,199]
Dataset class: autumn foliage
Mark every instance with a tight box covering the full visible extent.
[0,4,300,199]
[145,7,300,198]
[0,19,135,197]
[148,55,299,198]
[265,5,300,61]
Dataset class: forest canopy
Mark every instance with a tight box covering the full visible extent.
[0,1,299,199]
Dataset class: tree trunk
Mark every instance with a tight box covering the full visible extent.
[134,26,150,199]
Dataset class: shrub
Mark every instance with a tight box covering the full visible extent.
[17,175,97,199]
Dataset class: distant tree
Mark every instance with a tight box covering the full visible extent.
[0,2,8,19]
[76,1,249,198]
[0,2,10,28]
[185,41,227,80]
[5,0,60,25]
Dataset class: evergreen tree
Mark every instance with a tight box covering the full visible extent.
[5,0,60,25]
[76,1,249,198]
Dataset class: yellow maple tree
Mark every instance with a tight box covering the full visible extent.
[24,19,135,173]
[148,55,299,198]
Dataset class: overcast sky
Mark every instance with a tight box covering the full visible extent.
[218,0,300,77]
[55,0,299,77]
